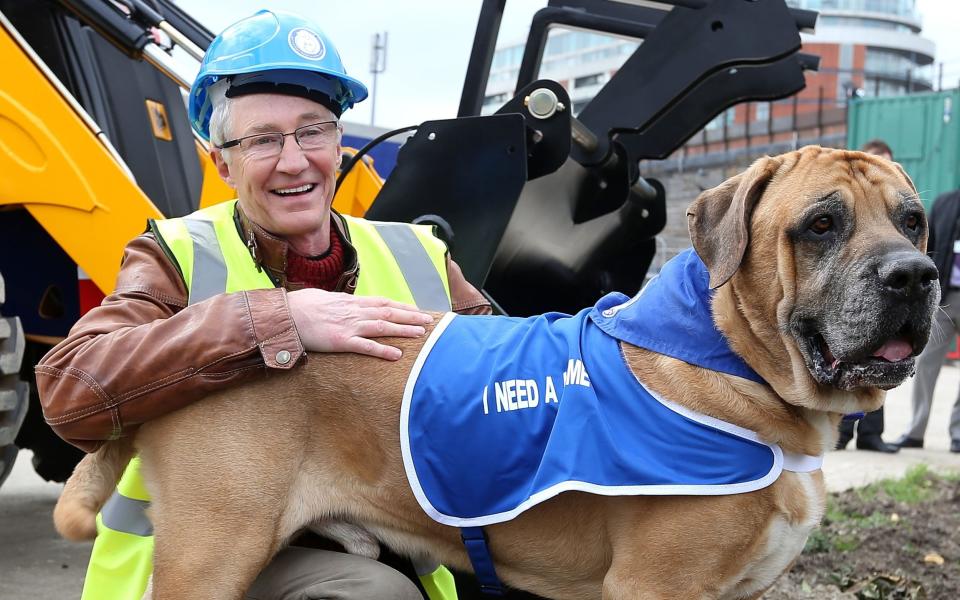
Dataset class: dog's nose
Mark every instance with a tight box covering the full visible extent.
[879,251,938,300]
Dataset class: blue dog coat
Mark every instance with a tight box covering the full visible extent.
[400,249,822,528]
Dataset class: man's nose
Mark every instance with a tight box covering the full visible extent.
[275,136,309,172]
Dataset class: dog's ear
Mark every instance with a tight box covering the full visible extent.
[687,156,780,288]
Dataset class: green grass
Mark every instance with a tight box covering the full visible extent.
[855,464,936,504]
[803,466,959,555]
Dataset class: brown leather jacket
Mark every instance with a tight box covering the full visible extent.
[36,208,491,452]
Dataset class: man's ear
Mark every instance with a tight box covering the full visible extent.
[686,156,780,289]
[210,148,237,189]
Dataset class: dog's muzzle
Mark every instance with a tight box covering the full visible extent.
[795,249,939,391]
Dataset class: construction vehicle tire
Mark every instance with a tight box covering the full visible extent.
[0,271,29,489]
[13,341,84,483]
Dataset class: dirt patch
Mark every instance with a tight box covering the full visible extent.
[765,466,960,599]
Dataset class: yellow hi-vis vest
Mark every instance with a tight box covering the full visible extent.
[82,199,457,600]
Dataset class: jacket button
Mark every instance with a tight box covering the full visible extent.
[276,350,292,365]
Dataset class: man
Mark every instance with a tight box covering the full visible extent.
[835,139,900,453]
[37,10,489,600]
[894,177,960,453]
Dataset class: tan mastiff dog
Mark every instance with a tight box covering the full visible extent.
[55,146,939,599]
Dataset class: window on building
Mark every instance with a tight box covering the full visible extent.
[574,73,604,88]
[704,107,736,130]
[754,102,770,122]
[572,99,590,115]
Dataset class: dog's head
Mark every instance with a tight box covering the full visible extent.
[687,146,938,413]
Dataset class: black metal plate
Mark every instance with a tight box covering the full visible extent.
[365,114,528,288]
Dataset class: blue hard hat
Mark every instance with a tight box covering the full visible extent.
[189,10,369,140]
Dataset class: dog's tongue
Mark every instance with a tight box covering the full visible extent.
[872,339,912,362]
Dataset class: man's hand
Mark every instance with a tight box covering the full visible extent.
[287,289,435,360]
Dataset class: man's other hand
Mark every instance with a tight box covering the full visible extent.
[287,290,435,360]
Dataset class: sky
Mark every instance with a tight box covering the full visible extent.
[916,0,960,86]
[173,0,960,129]
[172,0,548,129]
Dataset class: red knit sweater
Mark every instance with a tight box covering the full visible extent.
[285,223,344,290]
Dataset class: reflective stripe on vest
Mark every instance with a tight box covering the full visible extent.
[342,214,451,311]
[100,493,152,536]
[371,223,450,311]
[82,456,153,600]
[86,200,453,600]
[151,200,274,305]
[183,219,228,304]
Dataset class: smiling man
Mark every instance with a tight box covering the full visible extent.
[37,9,488,600]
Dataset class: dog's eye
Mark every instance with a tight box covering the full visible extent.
[809,215,833,235]
[905,213,920,231]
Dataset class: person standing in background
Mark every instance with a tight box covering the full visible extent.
[893,140,960,453]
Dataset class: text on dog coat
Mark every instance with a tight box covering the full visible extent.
[481,359,591,415]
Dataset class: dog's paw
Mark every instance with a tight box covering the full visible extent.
[309,520,380,559]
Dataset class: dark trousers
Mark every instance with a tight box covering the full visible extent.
[838,406,885,440]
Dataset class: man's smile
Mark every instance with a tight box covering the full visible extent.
[272,183,317,197]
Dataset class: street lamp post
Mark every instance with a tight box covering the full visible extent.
[370,31,388,127]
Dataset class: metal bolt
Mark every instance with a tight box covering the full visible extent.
[427,132,437,141]
[531,129,544,143]
[525,88,561,119]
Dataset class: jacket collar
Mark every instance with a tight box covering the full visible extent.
[234,203,359,291]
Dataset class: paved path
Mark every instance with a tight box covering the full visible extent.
[2,367,959,599]
[0,450,92,600]
[824,363,960,492]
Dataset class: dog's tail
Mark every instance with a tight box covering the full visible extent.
[53,438,135,541]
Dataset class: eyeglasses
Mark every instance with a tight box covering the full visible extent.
[217,121,340,159]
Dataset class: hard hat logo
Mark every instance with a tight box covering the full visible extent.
[289,28,325,61]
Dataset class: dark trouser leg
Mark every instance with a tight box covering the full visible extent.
[856,407,884,437]
[837,419,854,448]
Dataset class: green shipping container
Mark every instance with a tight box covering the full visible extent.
[847,90,960,210]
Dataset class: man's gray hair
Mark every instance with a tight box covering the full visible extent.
[206,78,344,150]
[207,79,232,147]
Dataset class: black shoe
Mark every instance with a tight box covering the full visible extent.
[856,436,900,453]
[893,435,924,449]
[951,440,960,453]
[835,434,852,450]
